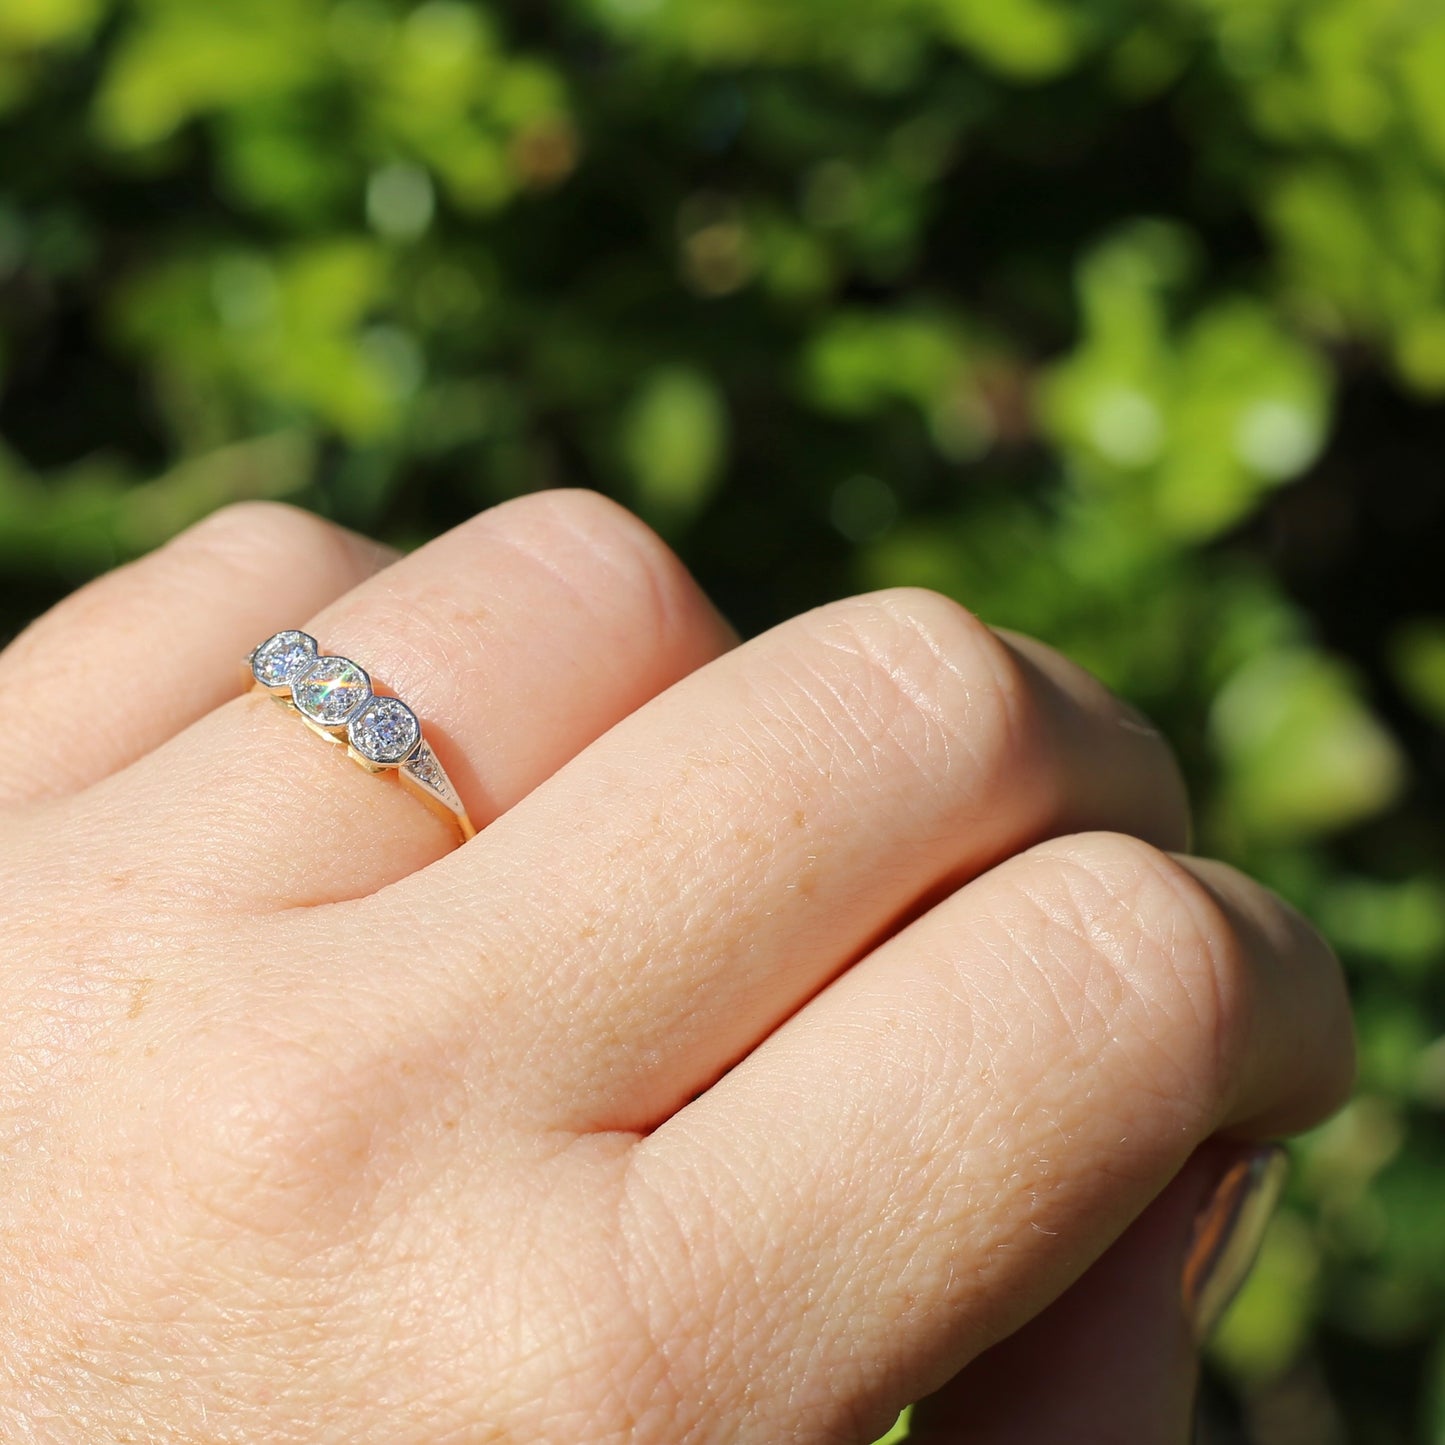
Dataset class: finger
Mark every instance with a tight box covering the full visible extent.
[61,490,735,909]
[626,836,1354,1444]
[907,1145,1241,1444]
[403,589,1189,1130]
[0,503,394,807]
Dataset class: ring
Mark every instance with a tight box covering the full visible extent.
[245,630,477,843]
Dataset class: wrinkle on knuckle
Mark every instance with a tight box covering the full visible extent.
[150,504,378,635]
[495,489,693,658]
[467,1156,692,1445]
[183,500,333,571]
[569,507,694,663]
[617,1144,773,1442]
[160,1026,397,1244]
[813,590,1042,796]
[1013,831,1245,1129]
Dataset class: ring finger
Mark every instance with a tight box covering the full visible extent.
[48,490,735,909]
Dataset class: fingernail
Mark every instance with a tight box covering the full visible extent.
[1182,1144,1289,1342]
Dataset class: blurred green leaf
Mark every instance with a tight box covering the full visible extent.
[621,366,728,529]
[1393,619,1445,725]
[1213,1211,1321,1383]
[1210,647,1405,841]
[1043,226,1331,542]
[0,430,313,575]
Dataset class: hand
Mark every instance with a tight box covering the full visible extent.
[0,492,1353,1443]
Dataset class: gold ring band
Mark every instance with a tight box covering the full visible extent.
[245,630,476,843]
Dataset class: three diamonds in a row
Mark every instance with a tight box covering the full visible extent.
[249,629,421,768]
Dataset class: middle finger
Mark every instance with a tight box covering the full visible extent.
[392,587,1191,1131]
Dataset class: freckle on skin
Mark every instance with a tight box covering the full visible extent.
[792,851,819,901]
[126,978,153,1020]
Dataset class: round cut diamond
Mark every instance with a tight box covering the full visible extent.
[292,655,372,726]
[404,743,446,792]
[251,630,318,688]
[348,696,421,764]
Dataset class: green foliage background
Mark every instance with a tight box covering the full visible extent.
[1,0,1443,1438]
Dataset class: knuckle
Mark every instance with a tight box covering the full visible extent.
[175,501,366,589]
[0,505,370,696]
[1022,830,1245,1118]
[525,487,676,576]
[813,587,1042,782]
[505,485,645,539]
[175,502,385,598]
[160,1023,394,1242]
[490,489,702,653]
[184,499,331,559]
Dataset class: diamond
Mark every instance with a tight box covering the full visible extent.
[292,655,372,726]
[251,630,318,688]
[348,695,421,765]
[401,742,473,838]
[403,742,459,808]
[405,742,447,792]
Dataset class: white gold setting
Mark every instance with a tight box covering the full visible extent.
[293,655,372,726]
[349,696,421,765]
[245,630,475,842]
[250,629,318,688]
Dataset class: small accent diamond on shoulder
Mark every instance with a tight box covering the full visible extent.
[405,743,446,792]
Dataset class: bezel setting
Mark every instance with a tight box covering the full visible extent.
[250,629,319,690]
[291,655,373,727]
[246,629,475,841]
[348,695,422,767]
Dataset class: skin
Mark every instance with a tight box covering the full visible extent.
[0,491,1354,1443]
